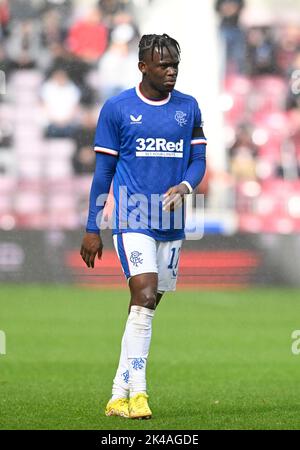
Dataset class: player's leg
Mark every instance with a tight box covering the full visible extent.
[121,239,182,417]
[125,239,182,419]
[144,242,181,330]
[106,233,157,418]
[105,319,131,417]
[125,271,157,419]
[129,271,157,310]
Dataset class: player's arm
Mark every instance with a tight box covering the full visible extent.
[80,99,120,268]
[80,152,117,268]
[163,126,207,211]
[181,125,207,191]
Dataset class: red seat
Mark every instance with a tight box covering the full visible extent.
[250,75,287,113]
[223,75,252,125]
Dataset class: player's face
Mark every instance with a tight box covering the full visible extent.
[140,46,180,95]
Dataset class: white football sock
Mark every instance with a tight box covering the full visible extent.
[125,305,155,397]
[111,328,130,400]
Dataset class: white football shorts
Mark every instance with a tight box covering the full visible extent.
[113,232,182,292]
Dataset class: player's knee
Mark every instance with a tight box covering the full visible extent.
[134,289,157,310]
[143,292,157,310]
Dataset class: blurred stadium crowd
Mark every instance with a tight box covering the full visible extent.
[0,0,144,229]
[0,0,300,233]
[216,0,300,233]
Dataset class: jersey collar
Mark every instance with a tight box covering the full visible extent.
[135,84,171,106]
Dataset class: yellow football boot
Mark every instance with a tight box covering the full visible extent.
[105,398,129,418]
[129,393,152,419]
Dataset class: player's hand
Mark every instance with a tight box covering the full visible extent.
[162,183,190,212]
[80,232,103,268]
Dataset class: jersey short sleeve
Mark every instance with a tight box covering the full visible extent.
[193,99,202,128]
[94,99,120,157]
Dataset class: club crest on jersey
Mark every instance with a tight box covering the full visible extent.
[130,251,143,267]
[175,111,187,127]
[130,114,142,124]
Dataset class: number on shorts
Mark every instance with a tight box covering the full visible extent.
[168,247,181,276]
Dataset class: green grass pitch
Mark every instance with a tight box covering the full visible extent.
[1,285,300,430]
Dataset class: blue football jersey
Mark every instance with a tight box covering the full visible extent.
[94,85,207,241]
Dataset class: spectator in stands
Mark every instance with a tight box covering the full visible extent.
[37,9,69,71]
[45,43,95,105]
[40,68,81,138]
[283,108,300,174]
[39,0,72,27]
[286,49,300,110]
[67,6,108,64]
[228,123,258,180]
[111,10,140,41]
[6,19,40,69]
[98,23,140,100]
[215,0,246,74]
[277,23,300,75]
[72,108,97,174]
[8,0,38,21]
[40,8,67,49]
[0,119,13,147]
[0,43,14,81]
[0,0,10,40]
[275,140,300,179]
[246,26,278,76]
[215,0,244,24]
[287,106,300,143]
[98,0,125,26]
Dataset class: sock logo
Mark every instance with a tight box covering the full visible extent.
[122,370,129,383]
[131,358,145,370]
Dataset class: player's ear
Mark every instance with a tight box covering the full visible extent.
[138,61,147,75]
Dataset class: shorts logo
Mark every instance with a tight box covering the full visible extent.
[175,111,187,127]
[130,251,143,267]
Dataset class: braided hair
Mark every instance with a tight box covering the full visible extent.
[138,33,181,61]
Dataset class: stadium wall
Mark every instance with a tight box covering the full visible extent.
[1,230,299,288]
